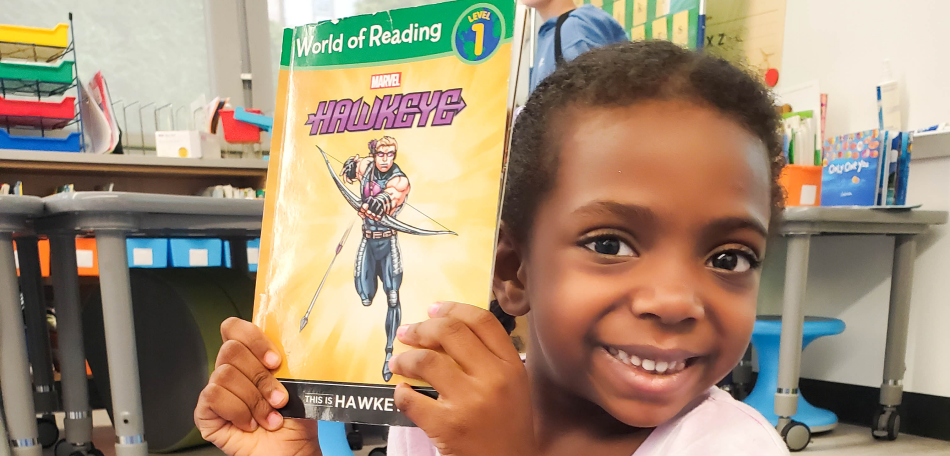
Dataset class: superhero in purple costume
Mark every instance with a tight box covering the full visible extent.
[341,136,411,381]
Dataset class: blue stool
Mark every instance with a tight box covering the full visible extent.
[744,316,845,433]
[319,421,356,456]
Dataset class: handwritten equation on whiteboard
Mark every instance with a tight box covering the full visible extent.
[704,0,787,78]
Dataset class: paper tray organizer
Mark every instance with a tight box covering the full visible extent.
[0,60,75,97]
[0,96,75,129]
[0,23,69,62]
[0,128,80,152]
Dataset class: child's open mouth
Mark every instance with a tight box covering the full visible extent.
[597,345,704,397]
[605,346,697,375]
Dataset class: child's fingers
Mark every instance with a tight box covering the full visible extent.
[208,364,282,431]
[393,383,441,430]
[430,302,521,362]
[397,317,496,374]
[197,382,258,433]
[214,340,288,409]
[220,317,282,370]
[389,349,465,394]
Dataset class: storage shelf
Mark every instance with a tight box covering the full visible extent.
[0,148,268,177]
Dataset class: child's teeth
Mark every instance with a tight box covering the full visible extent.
[629,354,641,367]
[641,359,656,371]
[617,350,630,363]
[608,348,689,374]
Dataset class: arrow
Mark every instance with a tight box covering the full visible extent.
[299,221,356,332]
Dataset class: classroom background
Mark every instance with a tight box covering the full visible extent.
[2,0,950,455]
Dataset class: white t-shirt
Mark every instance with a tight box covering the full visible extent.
[387,387,789,456]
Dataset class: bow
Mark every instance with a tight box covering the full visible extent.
[318,145,457,236]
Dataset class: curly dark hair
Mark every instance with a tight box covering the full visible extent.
[502,40,785,245]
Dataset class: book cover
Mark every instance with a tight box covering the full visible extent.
[252,0,518,426]
[821,129,884,206]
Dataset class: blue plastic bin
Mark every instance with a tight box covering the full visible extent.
[224,238,260,272]
[168,238,223,267]
[126,238,168,268]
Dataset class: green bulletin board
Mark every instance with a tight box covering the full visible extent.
[582,0,704,50]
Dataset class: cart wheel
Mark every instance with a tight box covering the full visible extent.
[54,439,72,456]
[37,415,60,448]
[347,429,364,450]
[872,407,900,441]
[780,420,811,452]
[369,448,387,456]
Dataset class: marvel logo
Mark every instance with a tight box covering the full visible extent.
[370,72,402,89]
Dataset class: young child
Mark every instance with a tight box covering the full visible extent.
[525,0,628,93]
[195,40,790,456]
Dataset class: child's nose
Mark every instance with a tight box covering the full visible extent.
[630,286,705,327]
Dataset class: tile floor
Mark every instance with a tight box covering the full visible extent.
[40,410,949,455]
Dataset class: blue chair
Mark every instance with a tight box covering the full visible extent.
[319,421,355,456]
[743,316,845,433]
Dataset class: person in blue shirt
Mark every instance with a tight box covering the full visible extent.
[527,0,629,92]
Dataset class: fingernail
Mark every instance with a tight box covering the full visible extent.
[267,411,283,429]
[269,389,285,406]
[396,324,409,339]
[428,303,441,317]
[250,419,258,431]
[388,353,399,370]
[264,351,280,368]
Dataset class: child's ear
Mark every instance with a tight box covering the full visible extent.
[493,223,529,317]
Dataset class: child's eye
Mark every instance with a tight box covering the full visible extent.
[705,247,760,273]
[584,236,635,257]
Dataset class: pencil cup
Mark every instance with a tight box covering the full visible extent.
[779,165,822,206]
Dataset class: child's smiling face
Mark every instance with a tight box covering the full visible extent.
[521,99,773,427]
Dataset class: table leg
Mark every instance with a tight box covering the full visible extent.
[0,233,42,456]
[49,236,95,453]
[94,232,148,456]
[873,235,915,440]
[15,237,59,448]
[226,237,249,273]
[775,234,812,450]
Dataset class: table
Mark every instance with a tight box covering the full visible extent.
[773,206,948,451]
[35,192,263,456]
[0,195,45,456]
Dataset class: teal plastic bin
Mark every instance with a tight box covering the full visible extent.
[126,238,169,268]
[223,238,260,272]
[168,239,223,267]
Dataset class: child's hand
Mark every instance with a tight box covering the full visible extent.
[194,318,321,456]
[391,302,539,456]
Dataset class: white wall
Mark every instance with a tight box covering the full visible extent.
[7,0,212,123]
[757,0,950,397]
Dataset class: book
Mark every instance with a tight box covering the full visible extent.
[821,129,886,206]
[252,0,523,426]
[879,131,902,205]
[894,132,911,205]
